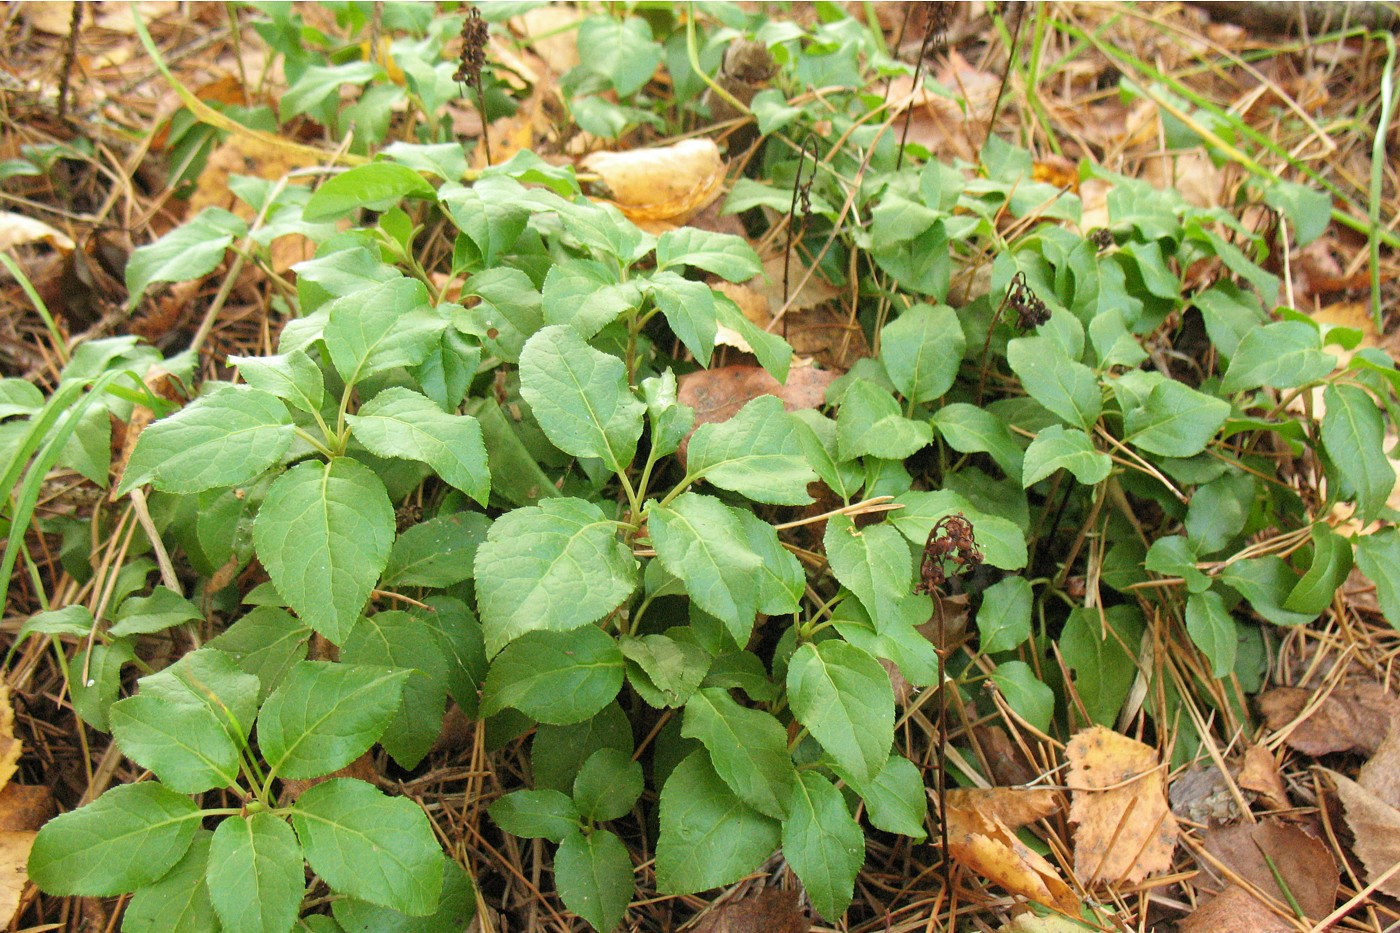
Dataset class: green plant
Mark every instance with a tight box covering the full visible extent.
[11,5,1399,932]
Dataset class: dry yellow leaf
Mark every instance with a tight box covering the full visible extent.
[582,139,725,225]
[943,787,1078,915]
[0,831,35,926]
[0,687,20,794]
[0,212,76,252]
[1066,726,1178,885]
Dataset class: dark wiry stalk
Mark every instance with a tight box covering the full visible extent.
[57,1,83,120]
[454,6,491,165]
[982,1,1028,159]
[895,2,952,172]
[781,133,820,339]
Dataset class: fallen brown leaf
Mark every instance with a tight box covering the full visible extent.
[1200,820,1337,921]
[1258,682,1399,757]
[1237,744,1291,814]
[689,887,810,933]
[1325,768,1400,898]
[0,784,54,833]
[678,363,836,432]
[1177,884,1294,933]
[1359,721,1400,809]
[0,831,36,926]
[582,139,725,225]
[942,787,1077,915]
[1066,726,1178,885]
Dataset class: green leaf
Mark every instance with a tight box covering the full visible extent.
[332,857,477,933]
[519,325,644,473]
[1321,383,1394,523]
[1006,335,1101,431]
[258,662,408,779]
[324,277,444,386]
[110,649,259,793]
[71,639,135,731]
[649,493,762,645]
[989,660,1054,733]
[119,386,293,495]
[1184,590,1237,679]
[573,748,644,822]
[713,294,792,383]
[787,641,893,784]
[303,163,437,222]
[1218,556,1317,627]
[1184,470,1255,556]
[686,395,816,505]
[481,626,624,725]
[1059,606,1144,726]
[1022,425,1111,487]
[878,303,964,404]
[646,271,719,367]
[488,789,580,843]
[836,380,933,460]
[1124,380,1230,457]
[207,607,311,704]
[475,397,561,506]
[382,512,491,588]
[620,633,709,709]
[29,783,201,896]
[977,576,1033,653]
[576,16,662,96]
[1286,523,1354,614]
[1356,528,1400,630]
[1220,322,1336,393]
[1264,179,1332,246]
[122,831,218,933]
[18,604,94,641]
[681,687,797,820]
[736,510,805,615]
[206,812,304,933]
[280,60,380,120]
[348,387,490,505]
[125,208,246,309]
[654,750,780,895]
[792,412,863,501]
[846,754,927,841]
[412,328,480,412]
[931,403,1025,476]
[411,596,487,715]
[109,586,201,637]
[890,490,1029,571]
[291,778,443,916]
[823,514,915,633]
[474,497,637,656]
[656,228,762,282]
[252,458,395,644]
[542,262,640,339]
[341,611,450,770]
[555,829,634,933]
[460,267,544,363]
[782,771,863,921]
[230,349,325,415]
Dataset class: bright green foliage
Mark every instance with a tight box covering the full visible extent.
[846,754,928,841]
[824,513,917,632]
[28,783,201,896]
[787,641,894,784]
[489,790,581,843]
[782,771,864,921]
[1022,425,1111,487]
[121,831,219,932]
[347,387,490,506]
[125,208,246,310]
[474,498,637,656]
[879,303,965,404]
[655,750,781,895]
[332,858,477,933]
[303,162,437,221]
[977,576,1034,653]
[206,813,304,933]
[257,662,407,779]
[686,395,816,505]
[681,687,798,819]
[649,493,762,643]
[290,779,443,915]
[252,458,395,644]
[341,611,450,769]
[481,626,625,724]
[1321,383,1394,523]
[555,829,634,933]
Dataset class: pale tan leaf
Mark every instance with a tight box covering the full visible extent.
[1359,722,1400,810]
[1066,725,1178,885]
[1236,744,1291,813]
[0,687,20,794]
[943,788,1077,915]
[582,139,725,225]
[1325,767,1400,898]
[0,831,35,926]
[0,212,75,252]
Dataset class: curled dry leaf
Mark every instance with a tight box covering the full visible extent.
[1065,725,1178,885]
[1236,744,1291,813]
[1323,768,1400,898]
[1258,681,1399,757]
[1358,721,1400,809]
[1200,820,1338,921]
[0,831,36,926]
[941,787,1077,915]
[0,212,76,252]
[1178,884,1294,933]
[689,887,810,933]
[582,139,725,225]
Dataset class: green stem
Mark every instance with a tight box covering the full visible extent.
[1369,31,1397,328]
[0,253,67,366]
